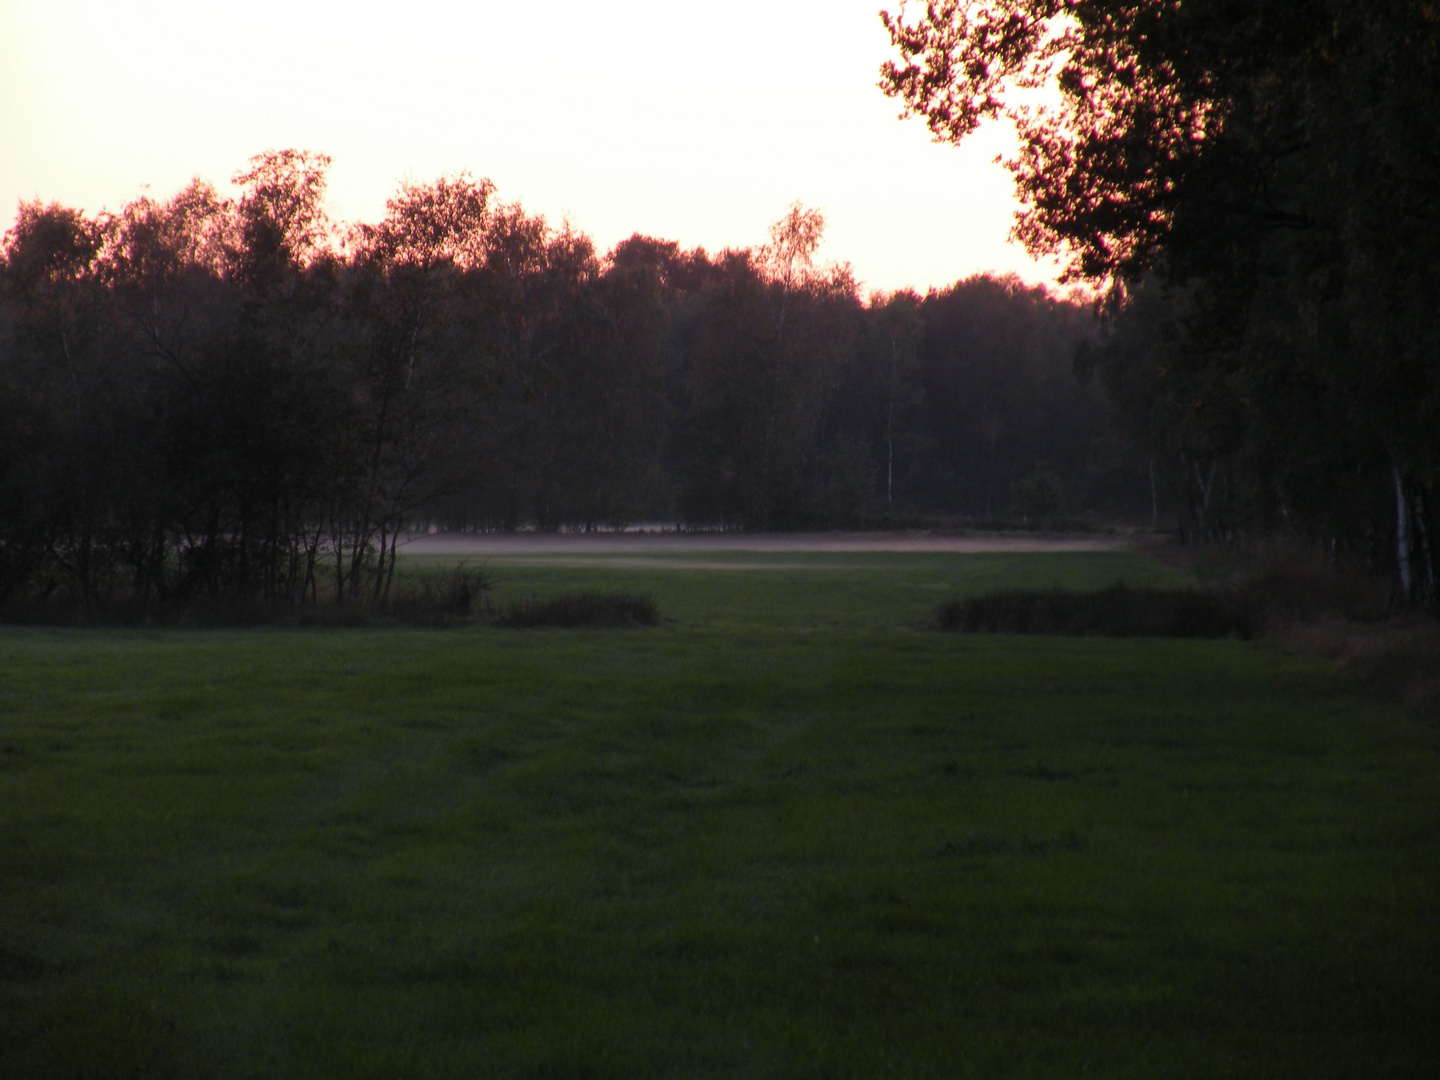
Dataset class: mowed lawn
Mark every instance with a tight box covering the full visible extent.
[1,550,1437,1078]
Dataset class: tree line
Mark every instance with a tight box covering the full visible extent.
[881,0,1440,610]
[0,150,1148,615]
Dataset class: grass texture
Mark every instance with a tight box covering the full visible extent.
[0,549,1437,1078]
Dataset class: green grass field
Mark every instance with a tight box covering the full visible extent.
[2,549,1437,1078]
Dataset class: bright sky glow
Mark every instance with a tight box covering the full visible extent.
[0,0,1060,293]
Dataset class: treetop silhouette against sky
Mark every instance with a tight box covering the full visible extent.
[0,0,1060,293]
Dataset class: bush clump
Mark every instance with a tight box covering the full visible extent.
[377,566,494,627]
[934,582,1261,639]
[496,591,659,629]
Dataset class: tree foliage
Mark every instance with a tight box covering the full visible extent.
[882,0,1440,607]
[1,155,1152,619]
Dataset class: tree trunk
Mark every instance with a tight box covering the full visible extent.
[1395,464,1414,605]
[1148,456,1157,529]
[1395,465,1437,612]
[886,336,898,506]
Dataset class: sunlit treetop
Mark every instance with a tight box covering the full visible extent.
[880,0,1224,283]
[882,0,1440,289]
[353,173,496,272]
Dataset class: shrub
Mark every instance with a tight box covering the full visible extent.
[380,565,494,627]
[496,591,659,629]
[934,583,1262,639]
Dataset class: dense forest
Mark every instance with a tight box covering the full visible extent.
[9,1,1434,618]
[0,153,1147,614]
[882,0,1439,611]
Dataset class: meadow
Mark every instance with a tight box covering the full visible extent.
[1,548,1437,1078]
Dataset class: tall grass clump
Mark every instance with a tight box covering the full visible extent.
[496,591,659,629]
[1285,617,1440,724]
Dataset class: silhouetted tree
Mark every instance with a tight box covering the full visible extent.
[882,0,1440,606]
[338,173,495,598]
[0,151,1177,620]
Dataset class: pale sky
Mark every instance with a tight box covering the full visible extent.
[0,0,1059,294]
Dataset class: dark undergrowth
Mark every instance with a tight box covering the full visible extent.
[936,545,1440,724]
[495,591,660,629]
[1285,618,1440,725]
[1166,542,1440,722]
[937,548,1393,640]
[935,582,1264,638]
[0,566,495,629]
